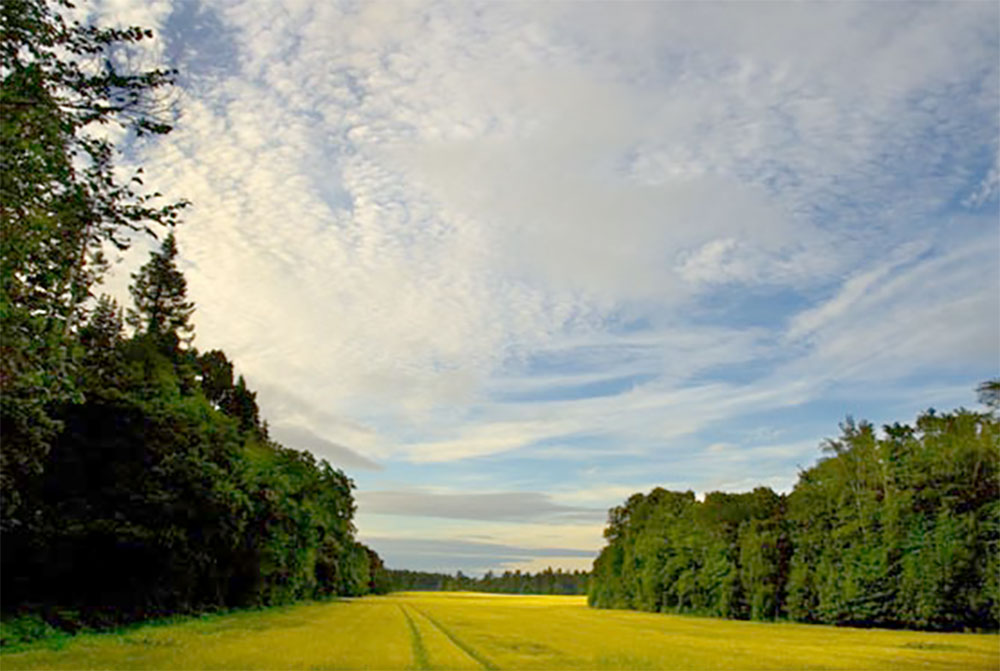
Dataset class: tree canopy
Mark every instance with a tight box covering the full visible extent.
[1,0,388,632]
[1,0,184,532]
[385,568,590,595]
[589,399,999,631]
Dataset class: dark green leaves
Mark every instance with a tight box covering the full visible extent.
[127,232,195,348]
[1,1,385,629]
[590,405,999,631]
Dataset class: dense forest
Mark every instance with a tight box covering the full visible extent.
[386,568,589,595]
[590,393,1000,631]
[1,0,388,633]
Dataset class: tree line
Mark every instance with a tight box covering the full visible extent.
[589,393,999,631]
[1,0,388,633]
[386,568,590,595]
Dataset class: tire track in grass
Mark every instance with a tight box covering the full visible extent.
[399,605,430,671]
[411,606,498,671]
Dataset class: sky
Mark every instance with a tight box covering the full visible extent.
[92,0,998,575]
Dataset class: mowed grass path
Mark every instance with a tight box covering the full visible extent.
[3,592,997,670]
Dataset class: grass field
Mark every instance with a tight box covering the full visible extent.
[2,592,997,670]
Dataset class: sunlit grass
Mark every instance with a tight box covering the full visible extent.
[3,592,997,670]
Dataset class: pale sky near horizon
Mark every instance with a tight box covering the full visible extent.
[95,0,998,575]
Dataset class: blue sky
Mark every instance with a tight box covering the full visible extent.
[95,0,998,574]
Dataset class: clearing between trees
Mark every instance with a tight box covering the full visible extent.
[3,592,997,670]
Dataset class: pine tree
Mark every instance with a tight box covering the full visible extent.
[221,374,260,433]
[78,294,125,390]
[128,232,195,348]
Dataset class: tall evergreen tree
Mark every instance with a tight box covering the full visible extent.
[222,375,261,434]
[77,294,125,390]
[127,232,195,348]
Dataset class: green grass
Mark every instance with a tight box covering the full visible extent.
[2,593,997,670]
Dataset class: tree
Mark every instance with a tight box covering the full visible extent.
[221,375,261,434]
[2,2,386,630]
[977,379,1000,410]
[77,294,125,390]
[590,403,998,630]
[128,232,195,348]
[1,0,183,532]
[1,0,184,362]
[198,350,234,408]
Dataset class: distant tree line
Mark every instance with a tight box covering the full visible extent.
[386,568,590,595]
[590,397,999,631]
[1,0,388,632]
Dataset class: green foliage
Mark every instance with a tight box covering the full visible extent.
[977,379,999,410]
[1,0,184,533]
[222,375,261,434]
[3,259,386,626]
[127,232,195,347]
[589,487,788,620]
[0,614,60,648]
[386,568,590,595]
[590,403,1000,631]
[1,1,384,630]
[198,350,234,407]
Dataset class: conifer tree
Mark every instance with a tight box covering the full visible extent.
[128,232,195,348]
[222,374,261,433]
[78,294,125,389]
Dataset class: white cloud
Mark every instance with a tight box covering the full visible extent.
[94,2,998,572]
[965,162,999,209]
[786,241,931,341]
[358,517,605,556]
[129,0,993,399]
[705,442,735,455]
[357,489,602,523]
[267,424,382,472]
[783,232,999,382]
[552,483,682,507]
